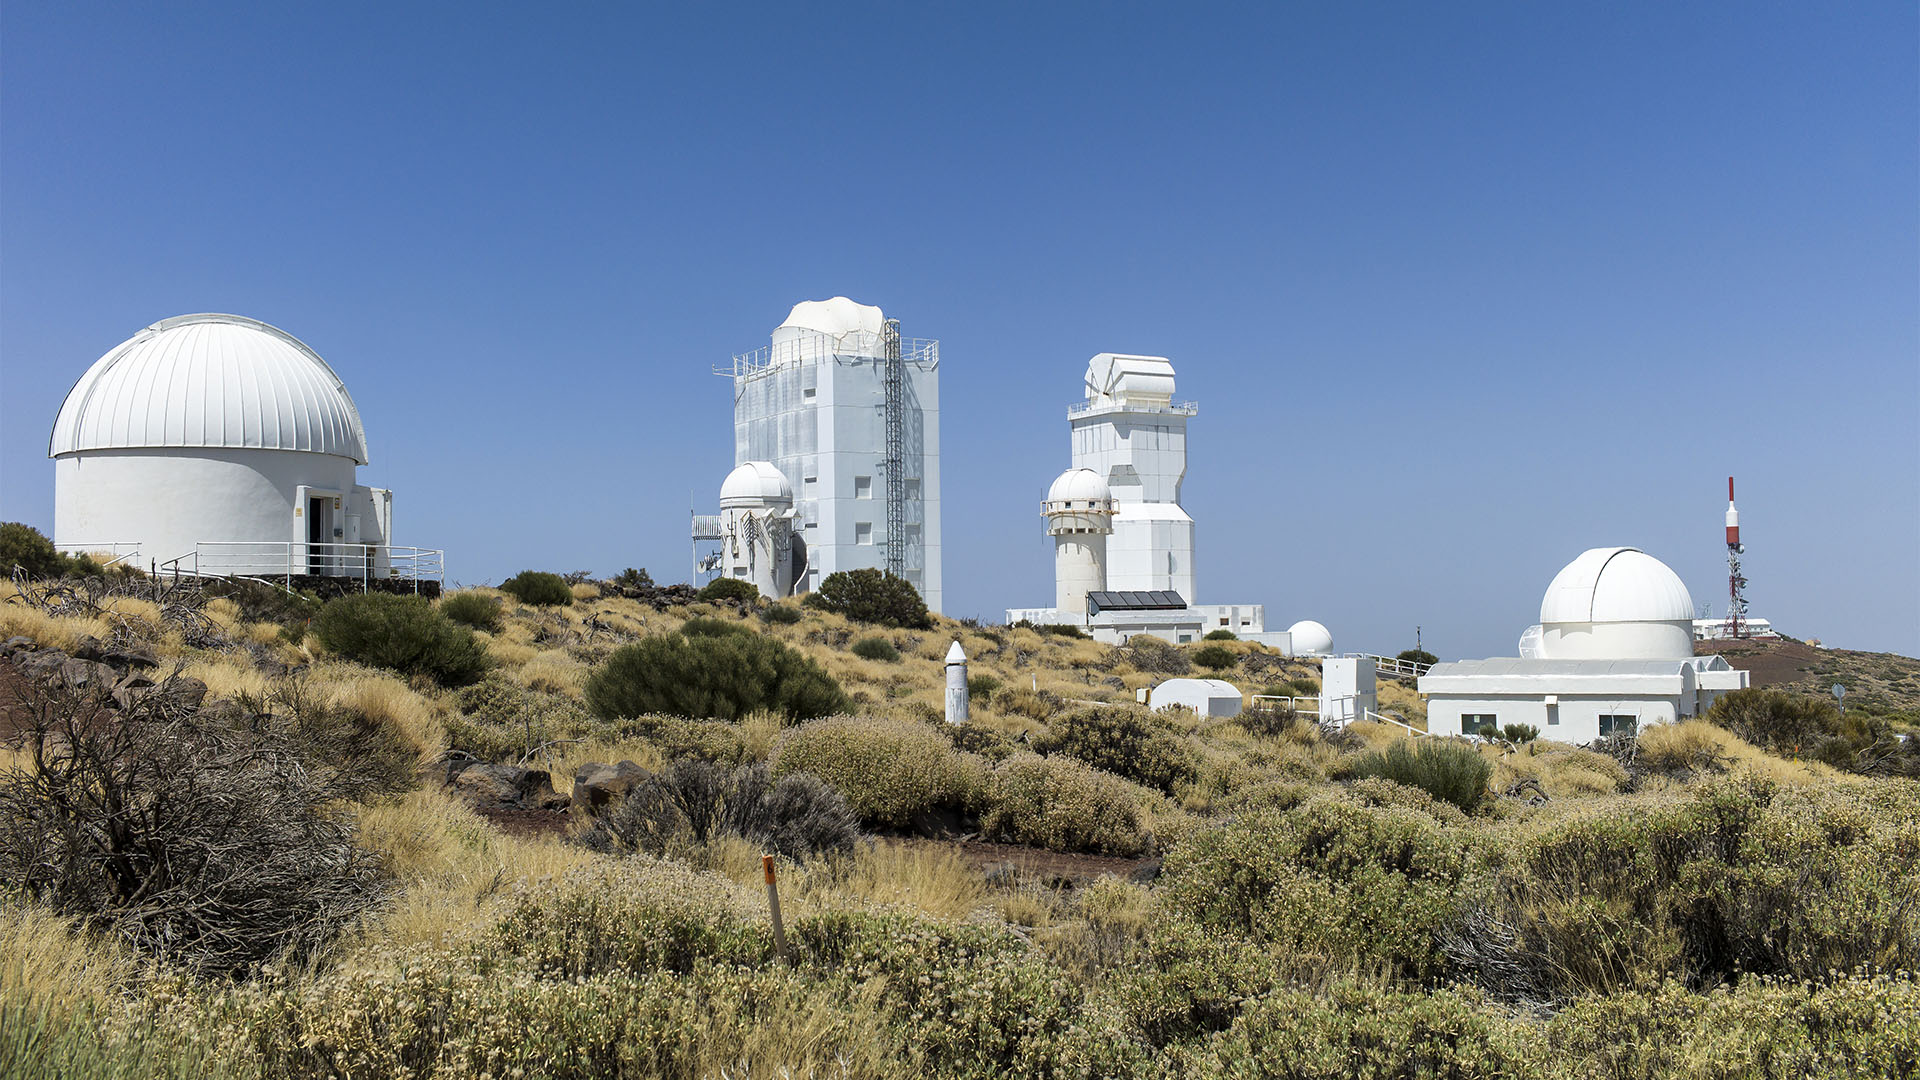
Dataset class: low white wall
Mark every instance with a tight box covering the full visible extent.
[1427,694,1680,742]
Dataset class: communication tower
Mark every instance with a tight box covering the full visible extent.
[1724,476,1747,639]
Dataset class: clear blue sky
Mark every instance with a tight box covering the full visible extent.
[3,3,1914,660]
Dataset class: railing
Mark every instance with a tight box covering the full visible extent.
[1066,399,1199,417]
[719,335,939,379]
[55,542,143,568]
[157,542,444,592]
[1363,708,1429,738]
[1250,694,1321,718]
[1349,652,1434,679]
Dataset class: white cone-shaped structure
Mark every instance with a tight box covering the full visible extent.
[1043,468,1116,617]
[944,640,969,724]
[1537,547,1694,660]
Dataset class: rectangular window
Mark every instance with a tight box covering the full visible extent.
[1462,713,1499,736]
[802,387,816,400]
[1598,714,1638,737]
[1219,617,1229,626]
[804,475,818,487]
[904,479,921,499]
[854,522,873,545]
[854,476,873,499]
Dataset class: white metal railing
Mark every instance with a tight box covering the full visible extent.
[1066,399,1199,417]
[1363,708,1429,738]
[157,542,444,591]
[1349,652,1434,679]
[56,542,143,568]
[1250,694,1322,718]
[719,336,940,379]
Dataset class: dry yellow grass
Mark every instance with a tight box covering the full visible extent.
[570,583,601,602]
[515,648,589,698]
[309,669,447,759]
[0,906,142,1014]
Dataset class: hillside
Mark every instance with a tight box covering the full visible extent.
[1699,636,1920,721]
[2,570,1916,1078]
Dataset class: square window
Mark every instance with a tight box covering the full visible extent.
[854,476,873,499]
[854,522,873,545]
[1462,714,1499,736]
[904,479,921,499]
[1598,714,1638,737]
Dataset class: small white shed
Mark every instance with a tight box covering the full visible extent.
[1149,678,1243,718]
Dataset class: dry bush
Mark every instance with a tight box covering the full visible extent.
[770,715,986,828]
[582,759,859,859]
[1031,705,1198,794]
[981,753,1146,855]
[1637,720,1733,775]
[0,677,391,975]
[1116,635,1190,676]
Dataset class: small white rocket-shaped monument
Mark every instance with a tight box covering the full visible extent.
[944,640,970,725]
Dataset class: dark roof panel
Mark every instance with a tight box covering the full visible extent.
[1087,590,1188,612]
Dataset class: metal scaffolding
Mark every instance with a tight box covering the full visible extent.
[882,318,905,579]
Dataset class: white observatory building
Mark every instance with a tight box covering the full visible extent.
[713,461,800,599]
[1419,546,1748,741]
[695,298,941,608]
[49,313,437,585]
[1008,353,1295,647]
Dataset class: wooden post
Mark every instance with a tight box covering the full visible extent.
[763,854,791,966]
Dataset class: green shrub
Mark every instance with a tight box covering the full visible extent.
[966,673,1001,702]
[770,715,985,827]
[679,615,750,638]
[314,593,491,686]
[437,590,502,633]
[850,635,900,662]
[1031,706,1196,794]
[1161,794,1479,979]
[1010,619,1091,639]
[584,760,859,859]
[0,522,79,578]
[1500,723,1541,745]
[448,675,598,761]
[1237,699,1300,737]
[1203,629,1238,641]
[761,603,803,625]
[1286,676,1320,696]
[698,576,761,604]
[1397,648,1439,668]
[1349,739,1491,813]
[806,568,931,629]
[981,753,1145,855]
[585,632,846,723]
[498,570,573,607]
[1189,644,1237,671]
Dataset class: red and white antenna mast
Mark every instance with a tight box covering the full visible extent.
[1724,477,1747,639]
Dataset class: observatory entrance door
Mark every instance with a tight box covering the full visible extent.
[308,497,329,575]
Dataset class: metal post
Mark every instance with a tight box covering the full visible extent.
[762,855,791,966]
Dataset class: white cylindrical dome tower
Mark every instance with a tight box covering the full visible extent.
[1537,547,1696,660]
[49,314,377,576]
[1043,468,1116,616]
[718,461,796,599]
[1286,620,1334,657]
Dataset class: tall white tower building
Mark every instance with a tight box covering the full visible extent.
[698,298,942,610]
[1043,468,1117,616]
[1070,354,1196,599]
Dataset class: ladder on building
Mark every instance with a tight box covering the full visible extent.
[881,318,906,579]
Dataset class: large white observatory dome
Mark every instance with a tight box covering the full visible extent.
[776,296,885,338]
[1287,620,1334,657]
[719,461,793,508]
[1046,467,1112,505]
[1536,547,1695,660]
[50,314,369,464]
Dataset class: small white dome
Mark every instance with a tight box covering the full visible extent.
[720,461,793,508]
[1540,547,1694,625]
[50,314,369,464]
[1046,467,1112,505]
[1287,620,1334,656]
[776,296,884,338]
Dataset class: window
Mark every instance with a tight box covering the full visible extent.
[802,387,816,400]
[904,479,921,499]
[804,475,818,487]
[1462,714,1499,736]
[1598,714,1638,737]
[854,522,873,545]
[1177,633,1193,643]
[854,476,873,499]
[1219,617,1229,626]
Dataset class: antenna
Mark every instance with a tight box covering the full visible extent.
[1724,476,1747,639]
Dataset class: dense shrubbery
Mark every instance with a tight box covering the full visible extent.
[965,673,1001,702]
[1012,619,1092,639]
[437,590,502,633]
[770,715,985,827]
[761,602,803,625]
[679,615,750,638]
[1203,629,1237,641]
[1397,648,1439,668]
[447,675,599,762]
[0,522,107,578]
[850,635,900,662]
[1163,794,1479,979]
[1237,698,1300,737]
[1031,705,1196,794]
[1705,687,1919,775]
[698,576,761,604]
[805,568,932,629]
[585,631,846,723]
[1120,635,1190,675]
[1189,644,1237,671]
[584,760,859,859]
[314,593,492,686]
[1348,738,1491,812]
[497,570,574,607]
[981,753,1145,855]
[1500,722,1540,744]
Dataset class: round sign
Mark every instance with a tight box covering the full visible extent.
[1833,684,1846,700]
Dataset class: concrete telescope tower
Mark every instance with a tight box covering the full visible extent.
[1043,467,1117,616]
[1070,353,1196,600]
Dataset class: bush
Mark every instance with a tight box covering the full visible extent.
[679,615,751,638]
[1189,644,1237,671]
[761,603,803,625]
[698,576,762,604]
[981,753,1145,855]
[498,570,574,607]
[584,760,859,859]
[1120,635,1190,675]
[449,675,599,762]
[0,676,391,975]
[770,715,985,827]
[1203,629,1238,641]
[611,567,654,590]
[1349,739,1491,813]
[1238,699,1300,737]
[806,568,932,629]
[1010,619,1091,639]
[1500,723,1541,745]
[966,673,1001,702]
[1398,648,1439,668]
[1031,706,1197,794]
[438,590,503,633]
[850,635,900,662]
[585,631,846,723]
[1161,794,1478,979]
[0,522,87,578]
[314,592,492,686]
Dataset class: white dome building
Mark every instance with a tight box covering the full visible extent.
[1043,468,1117,616]
[1286,620,1335,657]
[50,314,418,582]
[1419,545,1747,743]
[714,461,800,599]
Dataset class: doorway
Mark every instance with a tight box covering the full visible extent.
[308,497,330,575]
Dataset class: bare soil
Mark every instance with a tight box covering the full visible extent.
[1698,637,1920,717]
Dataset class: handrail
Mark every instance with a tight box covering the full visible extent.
[1362,708,1429,738]
[157,541,444,592]
[1066,399,1199,417]
[57,542,143,568]
[1344,652,1434,679]
[1250,694,1321,717]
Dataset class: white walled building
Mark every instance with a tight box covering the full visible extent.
[710,461,800,599]
[1420,546,1748,742]
[696,298,941,610]
[1008,353,1298,648]
[49,314,432,583]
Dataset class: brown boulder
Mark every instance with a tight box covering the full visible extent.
[450,763,570,812]
[572,760,650,814]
